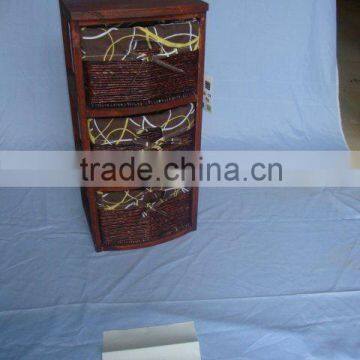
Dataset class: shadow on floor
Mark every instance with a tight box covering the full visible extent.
[338,0,360,149]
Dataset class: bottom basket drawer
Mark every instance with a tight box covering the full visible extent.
[97,188,192,248]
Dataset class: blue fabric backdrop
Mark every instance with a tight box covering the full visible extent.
[1,1,359,360]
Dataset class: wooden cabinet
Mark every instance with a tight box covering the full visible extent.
[59,0,208,251]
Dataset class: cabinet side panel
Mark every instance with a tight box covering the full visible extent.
[191,14,207,229]
[64,20,104,251]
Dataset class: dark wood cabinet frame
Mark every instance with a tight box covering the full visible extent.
[59,0,208,251]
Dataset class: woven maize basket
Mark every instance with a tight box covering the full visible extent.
[97,188,192,247]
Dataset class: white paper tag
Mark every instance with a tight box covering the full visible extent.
[103,322,201,360]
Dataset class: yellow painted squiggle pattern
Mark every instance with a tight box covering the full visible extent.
[81,21,200,62]
[88,105,195,147]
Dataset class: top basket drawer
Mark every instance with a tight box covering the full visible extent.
[81,21,200,109]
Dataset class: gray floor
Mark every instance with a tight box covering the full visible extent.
[338,0,360,149]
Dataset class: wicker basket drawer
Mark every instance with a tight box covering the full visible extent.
[81,21,200,108]
[88,103,196,151]
[97,188,192,248]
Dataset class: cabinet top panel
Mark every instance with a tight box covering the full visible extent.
[60,0,209,21]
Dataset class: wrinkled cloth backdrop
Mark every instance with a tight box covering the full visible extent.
[2,1,360,360]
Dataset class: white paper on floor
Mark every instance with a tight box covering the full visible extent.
[102,322,201,360]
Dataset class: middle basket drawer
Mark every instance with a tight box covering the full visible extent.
[88,103,196,151]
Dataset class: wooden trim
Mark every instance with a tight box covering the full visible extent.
[191,14,206,230]
[102,226,195,251]
[59,0,71,21]
[86,96,197,118]
[60,0,208,22]
[60,12,81,150]
[71,8,207,21]
[78,13,203,26]
[70,20,104,252]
